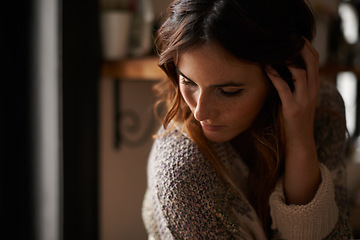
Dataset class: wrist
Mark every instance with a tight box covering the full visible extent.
[284,146,321,205]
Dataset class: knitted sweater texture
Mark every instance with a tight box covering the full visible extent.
[142,82,353,239]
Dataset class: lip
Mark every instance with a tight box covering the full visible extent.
[200,122,225,132]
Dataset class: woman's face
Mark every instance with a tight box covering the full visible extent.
[178,43,270,142]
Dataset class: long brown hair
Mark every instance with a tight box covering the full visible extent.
[154,0,315,236]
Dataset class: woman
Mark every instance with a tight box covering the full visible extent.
[142,0,352,239]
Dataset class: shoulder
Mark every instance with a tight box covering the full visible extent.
[148,125,237,204]
[316,81,345,116]
[147,127,254,239]
[148,126,216,186]
[314,81,347,170]
[151,126,208,169]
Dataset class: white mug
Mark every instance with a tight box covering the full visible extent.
[101,11,132,60]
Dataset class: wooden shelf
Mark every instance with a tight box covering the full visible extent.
[102,57,360,81]
[102,56,165,81]
[319,64,360,79]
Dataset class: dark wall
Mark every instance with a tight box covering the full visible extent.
[62,0,101,239]
[1,0,34,239]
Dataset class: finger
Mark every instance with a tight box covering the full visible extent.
[266,65,294,104]
[301,38,320,93]
[302,37,319,60]
[287,66,307,96]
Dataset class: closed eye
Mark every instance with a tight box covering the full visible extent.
[219,87,243,97]
[180,77,196,86]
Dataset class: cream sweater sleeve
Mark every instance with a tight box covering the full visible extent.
[269,163,338,240]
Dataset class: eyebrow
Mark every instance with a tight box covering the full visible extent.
[176,68,245,88]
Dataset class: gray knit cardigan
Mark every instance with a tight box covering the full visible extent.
[142,82,353,239]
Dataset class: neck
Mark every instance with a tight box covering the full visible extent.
[231,130,256,168]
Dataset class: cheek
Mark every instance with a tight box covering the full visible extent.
[180,86,196,108]
[243,95,268,122]
[228,94,267,122]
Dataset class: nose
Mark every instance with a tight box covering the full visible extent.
[193,91,212,122]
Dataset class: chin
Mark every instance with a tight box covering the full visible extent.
[203,132,236,143]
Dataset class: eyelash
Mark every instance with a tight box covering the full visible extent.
[180,78,195,86]
[220,89,243,97]
[180,77,243,98]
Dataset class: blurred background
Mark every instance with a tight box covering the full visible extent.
[1,0,359,239]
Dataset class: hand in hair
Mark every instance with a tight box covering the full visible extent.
[265,38,321,205]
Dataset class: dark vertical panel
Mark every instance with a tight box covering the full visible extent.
[62,0,101,239]
[355,76,360,138]
[1,1,34,240]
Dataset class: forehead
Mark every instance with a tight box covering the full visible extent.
[177,43,263,84]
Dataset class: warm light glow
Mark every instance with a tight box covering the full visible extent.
[339,2,359,44]
[337,71,358,136]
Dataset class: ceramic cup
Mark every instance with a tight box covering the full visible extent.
[101,11,132,60]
